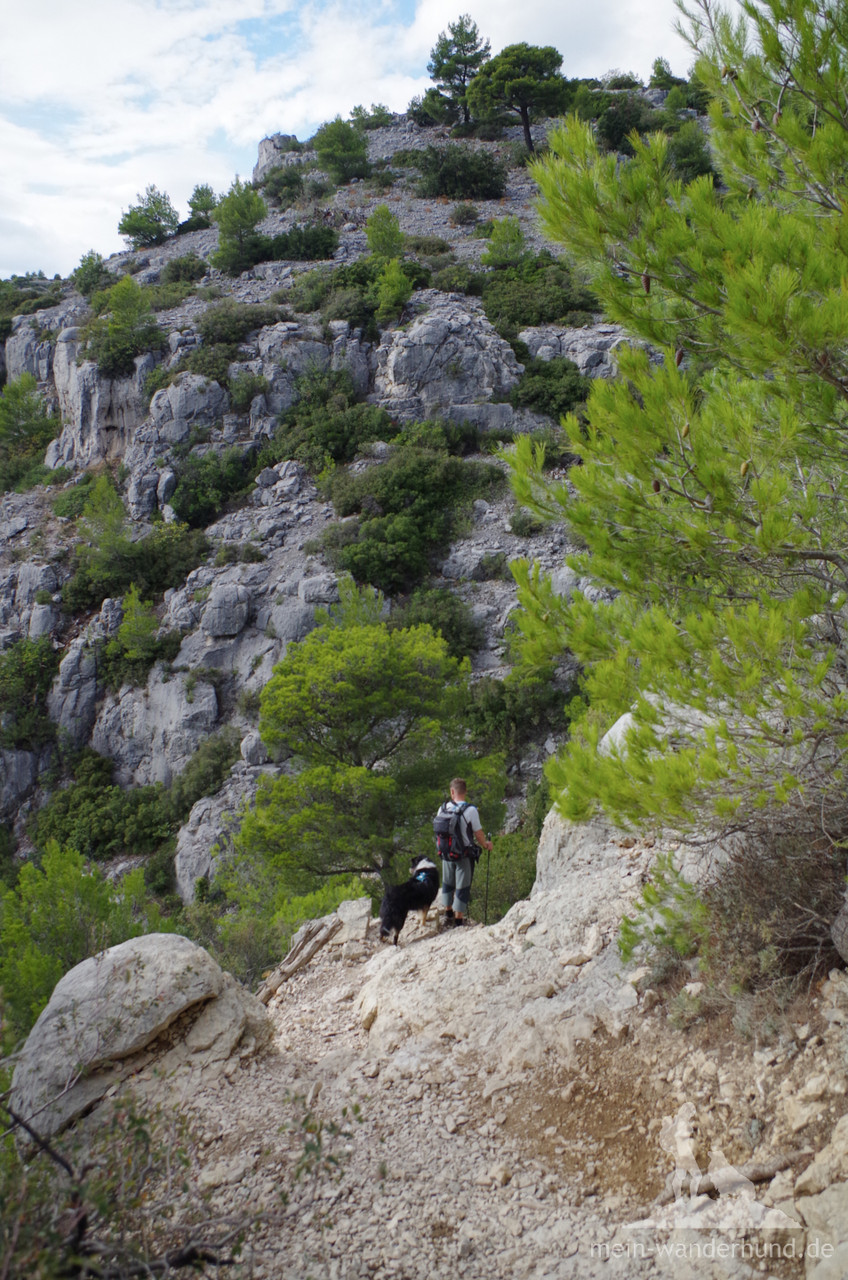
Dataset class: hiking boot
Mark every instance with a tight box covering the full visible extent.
[452,916,465,928]
[443,908,455,923]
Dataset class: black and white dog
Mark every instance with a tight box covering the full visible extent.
[379,856,440,945]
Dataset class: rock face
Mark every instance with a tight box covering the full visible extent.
[519,322,630,378]
[9,933,271,1137]
[148,373,228,444]
[175,762,269,903]
[48,331,153,468]
[373,292,524,424]
[252,134,302,184]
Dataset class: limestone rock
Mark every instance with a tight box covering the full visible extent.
[373,292,522,422]
[48,331,152,468]
[0,748,41,823]
[5,320,54,382]
[518,322,630,379]
[201,583,252,637]
[9,933,270,1137]
[148,373,228,444]
[253,134,302,184]
[174,763,267,903]
[92,667,218,786]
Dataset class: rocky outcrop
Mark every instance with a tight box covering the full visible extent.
[9,933,271,1137]
[519,322,630,377]
[48,330,153,468]
[252,134,303,184]
[5,319,55,383]
[148,372,228,444]
[175,761,269,902]
[373,292,525,425]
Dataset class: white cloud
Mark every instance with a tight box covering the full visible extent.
[0,0,692,277]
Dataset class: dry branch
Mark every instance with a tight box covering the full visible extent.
[256,914,342,1004]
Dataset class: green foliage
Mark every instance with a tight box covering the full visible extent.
[198,298,280,346]
[269,367,399,472]
[211,178,268,275]
[366,205,405,260]
[481,825,538,923]
[118,185,179,248]
[433,263,485,295]
[71,249,111,298]
[650,56,686,90]
[170,446,256,527]
[0,636,59,750]
[408,87,458,126]
[428,14,491,124]
[595,93,662,155]
[667,120,715,183]
[269,223,339,261]
[465,42,569,152]
[388,586,484,660]
[263,164,305,205]
[229,370,270,412]
[480,252,597,338]
[416,144,507,199]
[288,258,429,337]
[0,373,59,492]
[51,471,96,518]
[450,201,479,226]
[509,356,591,421]
[481,216,526,268]
[81,275,165,377]
[510,0,848,843]
[350,102,394,130]
[321,445,502,594]
[312,117,370,183]
[63,479,209,610]
[98,585,182,689]
[618,853,709,966]
[375,258,413,323]
[188,181,218,222]
[467,663,570,753]
[0,842,165,1038]
[0,273,65,342]
[160,252,207,284]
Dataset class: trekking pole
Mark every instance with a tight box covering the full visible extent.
[484,832,492,926]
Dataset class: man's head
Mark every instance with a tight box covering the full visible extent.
[449,777,467,801]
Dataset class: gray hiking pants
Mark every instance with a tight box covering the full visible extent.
[440,857,472,914]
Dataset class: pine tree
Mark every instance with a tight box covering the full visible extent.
[508,0,848,845]
[427,15,491,124]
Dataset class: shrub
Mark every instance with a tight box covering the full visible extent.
[596,93,661,154]
[118,185,179,248]
[450,202,479,225]
[0,636,59,750]
[0,374,60,493]
[312,117,370,183]
[52,472,97,519]
[263,164,304,205]
[143,280,194,310]
[509,356,592,420]
[375,259,414,322]
[71,250,111,298]
[211,178,269,275]
[416,145,507,199]
[481,252,597,338]
[388,587,483,659]
[269,368,399,471]
[668,120,716,183]
[433,263,485,295]
[170,446,256,527]
[81,276,165,377]
[268,224,339,261]
[467,664,570,753]
[98,585,182,689]
[509,506,546,536]
[160,252,207,284]
[366,205,405,260]
[350,103,394,130]
[198,299,280,345]
[321,446,502,593]
[405,234,452,256]
[481,216,526,268]
[407,88,458,126]
[229,370,270,412]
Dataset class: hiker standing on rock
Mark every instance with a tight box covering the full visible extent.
[434,777,493,928]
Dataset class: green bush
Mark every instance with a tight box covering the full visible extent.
[366,205,405,260]
[509,506,546,536]
[388,587,483,659]
[52,472,97,519]
[321,446,502,593]
[509,356,592,420]
[416,145,507,199]
[432,263,485,295]
[81,276,165,377]
[0,374,60,493]
[143,280,195,311]
[211,178,269,275]
[667,120,716,183]
[268,224,339,261]
[198,299,280,346]
[467,664,570,753]
[405,234,452,256]
[0,636,59,750]
[98,585,182,689]
[596,93,662,154]
[288,258,429,337]
[481,217,526,269]
[450,202,479,225]
[71,250,111,298]
[160,252,207,284]
[312,117,370,182]
[269,368,399,471]
[229,370,270,412]
[0,842,166,1038]
[375,259,414,322]
[262,164,304,205]
[170,447,256,527]
[350,103,393,130]
[481,252,598,338]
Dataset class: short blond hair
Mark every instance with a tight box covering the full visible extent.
[449,777,467,797]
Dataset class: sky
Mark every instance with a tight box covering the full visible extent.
[0,0,690,280]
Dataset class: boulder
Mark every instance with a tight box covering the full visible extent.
[373,292,522,422]
[148,372,228,444]
[9,933,271,1137]
[201,583,251,637]
[518,322,631,378]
